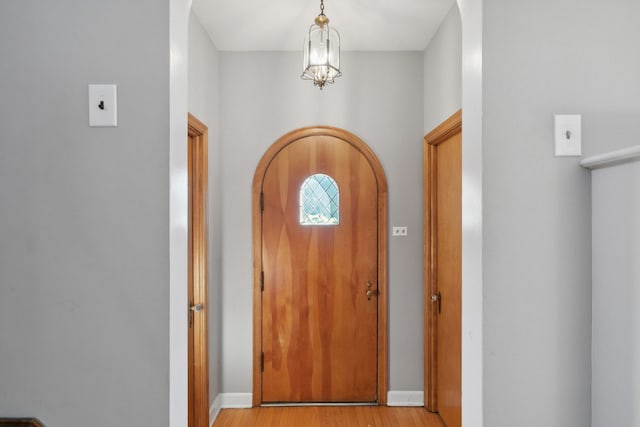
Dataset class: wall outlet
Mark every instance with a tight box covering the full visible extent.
[392,226,408,236]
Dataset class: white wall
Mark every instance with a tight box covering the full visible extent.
[0,1,170,426]
[455,0,485,424]
[170,0,190,424]
[424,4,462,133]
[590,157,640,427]
[483,1,640,426]
[188,11,223,409]
[219,52,425,393]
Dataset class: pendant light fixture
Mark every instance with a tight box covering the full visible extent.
[301,0,341,90]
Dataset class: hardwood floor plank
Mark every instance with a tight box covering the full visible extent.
[213,406,444,427]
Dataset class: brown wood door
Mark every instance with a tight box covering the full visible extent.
[260,133,379,403]
[188,114,209,427]
[424,110,461,427]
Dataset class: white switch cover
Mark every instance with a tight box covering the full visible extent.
[554,114,581,156]
[89,84,117,127]
[392,226,408,237]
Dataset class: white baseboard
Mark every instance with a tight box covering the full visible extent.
[386,391,424,407]
[209,400,221,427]
[215,392,253,408]
[209,393,253,426]
[209,391,422,424]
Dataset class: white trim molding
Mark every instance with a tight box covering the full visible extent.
[457,0,484,425]
[209,393,253,426]
[215,393,253,409]
[209,391,425,423]
[386,391,425,407]
[580,145,640,169]
[209,401,220,427]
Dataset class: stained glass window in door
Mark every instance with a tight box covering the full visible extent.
[299,174,339,225]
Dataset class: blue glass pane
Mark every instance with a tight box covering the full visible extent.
[299,174,339,225]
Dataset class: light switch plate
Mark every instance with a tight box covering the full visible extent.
[554,114,581,156]
[89,84,117,127]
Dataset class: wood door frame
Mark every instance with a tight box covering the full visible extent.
[252,126,388,406]
[423,109,462,412]
[188,113,209,427]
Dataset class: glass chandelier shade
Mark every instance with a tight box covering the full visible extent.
[301,1,341,90]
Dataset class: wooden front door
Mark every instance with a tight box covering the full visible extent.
[424,110,462,427]
[253,127,388,404]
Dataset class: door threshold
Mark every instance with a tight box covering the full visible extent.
[261,402,378,407]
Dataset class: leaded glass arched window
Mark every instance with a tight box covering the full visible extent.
[299,174,339,225]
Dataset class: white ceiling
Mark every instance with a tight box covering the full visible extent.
[191,0,456,51]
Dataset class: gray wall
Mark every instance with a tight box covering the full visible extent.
[423,4,462,133]
[188,12,223,409]
[483,0,640,426]
[0,2,170,426]
[590,160,640,427]
[219,52,425,393]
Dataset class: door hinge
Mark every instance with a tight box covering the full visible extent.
[260,352,264,372]
[260,192,264,212]
[261,271,264,291]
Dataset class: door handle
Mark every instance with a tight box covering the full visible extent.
[431,292,441,314]
[190,303,204,312]
[188,303,203,328]
[366,289,379,300]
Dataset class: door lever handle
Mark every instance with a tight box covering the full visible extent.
[431,292,442,314]
[190,303,204,312]
[188,303,203,328]
[366,289,379,300]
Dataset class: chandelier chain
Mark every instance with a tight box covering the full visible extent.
[319,0,325,15]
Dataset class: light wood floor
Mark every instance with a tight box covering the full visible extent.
[212,406,445,427]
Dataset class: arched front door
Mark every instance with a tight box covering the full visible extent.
[252,127,388,405]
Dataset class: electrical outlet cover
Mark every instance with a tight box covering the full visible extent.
[392,226,408,236]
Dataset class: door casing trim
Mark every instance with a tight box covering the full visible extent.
[251,126,388,406]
